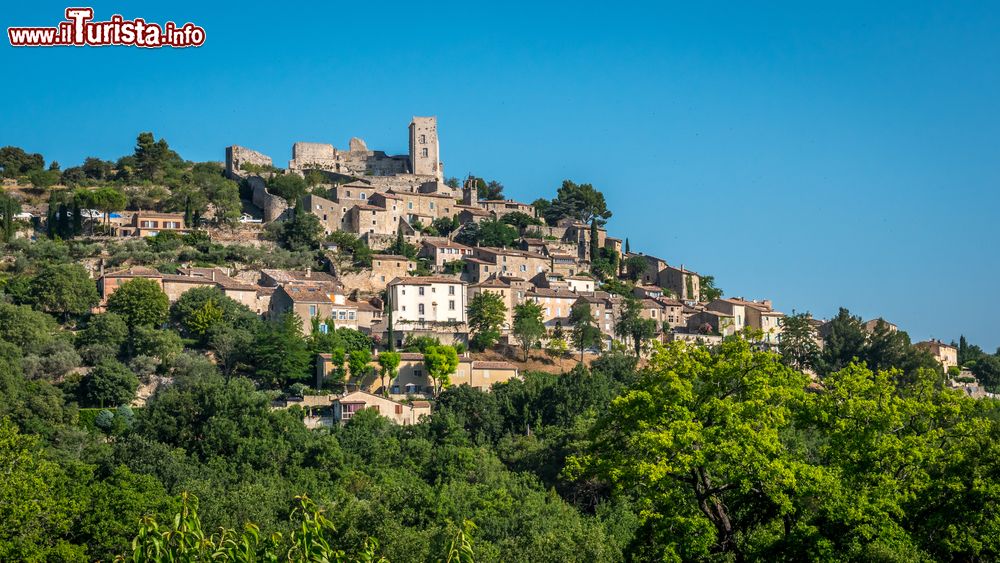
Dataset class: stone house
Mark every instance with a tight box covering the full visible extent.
[420,239,474,269]
[915,340,959,373]
[268,283,359,334]
[706,299,749,333]
[331,391,430,425]
[478,199,536,219]
[686,309,737,337]
[114,211,186,237]
[565,275,596,294]
[387,276,467,329]
[527,287,579,331]
[574,291,625,341]
[472,247,550,279]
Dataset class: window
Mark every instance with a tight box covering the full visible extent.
[418,304,425,314]
[418,287,425,296]
[395,404,403,414]
[430,202,435,210]
[339,310,347,320]
[520,264,527,272]
[361,193,366,199]
[449,300,455,310]
[309,305,317,317]
[421,148,428,157]
[419,134,426,144]
[346,191,351,197]
[448,286,455,295]
[408,202,413,209]
[348,311,356,320]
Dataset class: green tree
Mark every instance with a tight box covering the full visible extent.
[76,312,129,354]
[820,307,867,374]
[28,262,99,320]
[80,359,139,408]
[699,274,723,302]
[376,351,401,397]
[0,190,21,242]
[455,219,519,248]
[0,419,85,561]
[277,198,323,251]
[512,301,546,361]
[567,338,809,560]
[106,278,169,330]
[0,146,45,178]
[501,211,541,229]
[542,180,612,226]
[133,132,180,182]
[348,349,373,384]
[623,255,648,281]
[268,174,308,203]
[569,302,601,362]
[778,312,820,371]
[424,345,459,396]
[186,298,225,339]
[82,187,127,225]
[614,297,658,358]
[467,291,507,351]
[253,312,311,388]
[170,286,259,340]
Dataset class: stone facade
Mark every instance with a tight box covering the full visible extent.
[409,116,443,180]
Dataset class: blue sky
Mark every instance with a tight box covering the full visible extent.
[2,1,999,349]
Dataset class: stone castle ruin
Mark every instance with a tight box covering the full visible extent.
[226,116,443,182]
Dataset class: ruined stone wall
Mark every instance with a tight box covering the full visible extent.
[225,146,273,179]
[289,141,409,177]
[249,176,290,223]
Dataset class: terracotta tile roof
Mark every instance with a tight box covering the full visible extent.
[371,254,412,261]
[281,283,345,304]
[472,361,517,370]
[103,266,161,278]
[261,269,338,284]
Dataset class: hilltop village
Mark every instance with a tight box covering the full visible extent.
[3,118,1000,561]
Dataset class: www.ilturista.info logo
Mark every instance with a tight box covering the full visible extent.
[8,8,205,48]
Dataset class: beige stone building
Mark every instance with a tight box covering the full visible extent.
[706,299,750,333]
[686,309,737,337]
[113,211,186,237]
[268,283,359,334]
[915,340,959,372]
[420,239,474,269]
[575,292,626,341]
[472,247,550,279]
[333,391,431,425]
[388,276,467,329]
[565,275,596,293]
[527,287,579,331]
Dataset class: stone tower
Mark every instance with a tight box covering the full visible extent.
[461,175,478,206]
[408,116,442,181]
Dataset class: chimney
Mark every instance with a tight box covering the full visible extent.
[211,270,216,282]
[305,267,312,278]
